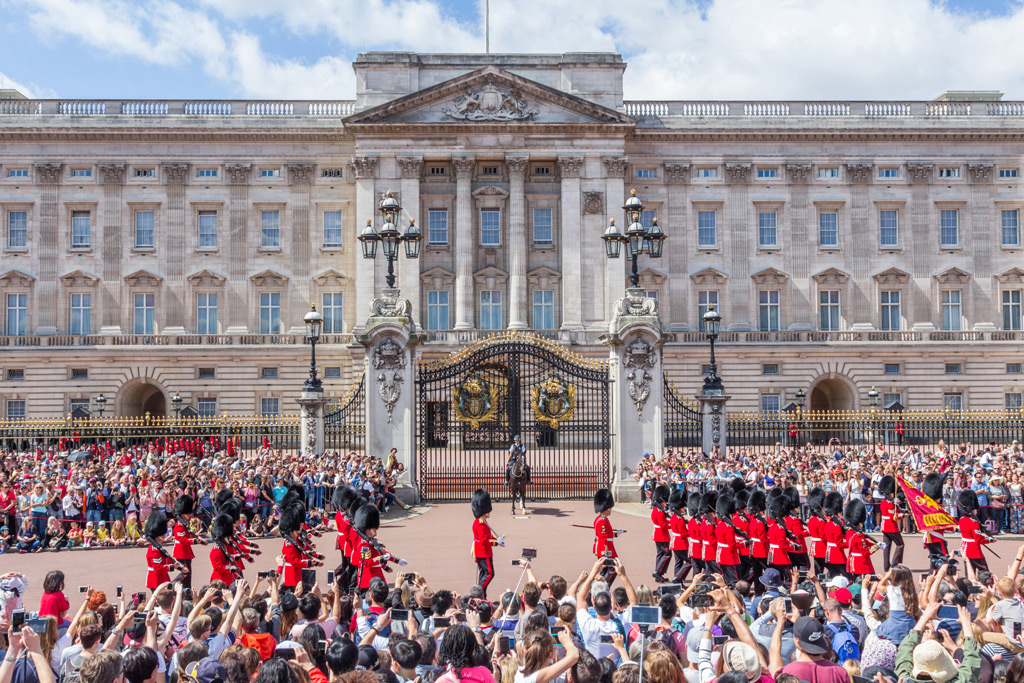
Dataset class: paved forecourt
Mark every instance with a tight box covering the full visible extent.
[3,500,1019,608]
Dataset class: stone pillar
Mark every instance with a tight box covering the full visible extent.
[697,393,730,456]
[297,390,327,458]
[162,163,189,333]
[288,164,314,332]
[398,157,423,327]
[726,164,751,330]
[664,163,690,331]
[96,164,124,334]
[506,155,529,329]
[224,164,252,334]
[968,163,995,328]
[35,163,62,335]
[352,156,378,334]
[603,158,628,327]
[602,291,664,502]
[559,157,584,330]
[907,163,934,328]
[453,156,476,330]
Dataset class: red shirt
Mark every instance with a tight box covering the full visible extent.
[823,519,847,565]
[473,518,496,558]
[785,516,808,555]
[146,546,170,590]
[281,540,305,588]
[732,512,750,556]
[356,537,387,589]
[669,513,688,551]
[748,515,768,559]
[700,518,716,561]
[38,591,70,621]
[687,517,702,558]
[651,508,670,543]
[172,521,194,560]
[806,516,826,558]
[880,501,900,533]
[210,546,236,584]
[767,520,790,566]
[715,520,739,565]
[846,529,875,575]
[593,515,616,557]
[959,516,989,559]
[335,512,349,552]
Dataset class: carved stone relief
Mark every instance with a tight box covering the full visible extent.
[224,164,252,184]
[97,164,126,185]
[442,78,538,121]
[351,156,378,179]
[622,336,657,420]
[373,336,407,423]
[583,191,604,215]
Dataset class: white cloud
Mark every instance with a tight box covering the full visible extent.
[0,72,57,99]
[228,33,354,99]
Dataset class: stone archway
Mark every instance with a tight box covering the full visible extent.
[809,375,857,412]
[116,379,168,417]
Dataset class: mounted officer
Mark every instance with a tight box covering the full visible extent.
[506,434,530,483]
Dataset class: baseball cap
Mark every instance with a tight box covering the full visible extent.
[832,587,853,606]
[185,658,226,683]
[793,616,829,655]
[824,576,850,590]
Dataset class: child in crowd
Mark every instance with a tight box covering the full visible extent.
[96,520,110,546]
[67,522,83,547]
[82,521,97,548]
[126,514,143,544]
[0,525,10,553]
[109,520,127,547]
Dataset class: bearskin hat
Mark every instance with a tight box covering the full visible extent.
[220,497,242,522]
[354,504,381,534]
[471,489,493,518]
[144,510,168,539]
[766,488,783,503]
[594,488,615,514]
[652,485,671,507]
[922,473,944,502]
[699,491,718,516]
[280,489,303,512]
[806,487,825,515]
[668,489,686,514]
[844,499,867,528]
[214,488,234,512]
[958,489,979,516]
[823,491,844,517]
[716,493,736,519]
[748,489,767,514]
[768,496,789,522]
[211,514,234,541]
[735,488,749,511]
[686,492,702,518]
[280,504,305,534]
[173,494,194,518]
[730,477,746,494]
[332,486,355,513]
[784,487,800,511]
[879,475,896,499]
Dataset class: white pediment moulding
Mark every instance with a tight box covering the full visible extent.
[187,269,227,287]
[59,270,100,287]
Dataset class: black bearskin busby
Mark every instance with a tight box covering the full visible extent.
[716,493,736,519]
[687,492,702,518]
[280,504,305,534]
[766,488,783,503]
[806,487,825,516]
[652,485,671,508]
[823,492,844,517]
[354,504,381,534]
[735,488,749,511]
[699,491,718,516]
[280,488,304,512]
[471,488,493,518]
[332,486,355,513]
[668,489,686,514]
[214,488,234,512]
[784,487,800,512]
[211,514,234,541]
[730,477,746,494]
[879,475,896,499]
[768,496,789,522]
[594,488,614,514]
[220,498,242,522]
[173,494,194,518]
[958,489,979,516]
[922,473,944,502]
[844,499,867,529]
[748,489,767,515]
[144,510,168,539]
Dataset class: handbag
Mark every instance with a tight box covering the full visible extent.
[993,499,1007,509]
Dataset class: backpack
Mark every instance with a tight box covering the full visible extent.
[646,626,680,655]
[60,652,87,683]
[826,622,860,663]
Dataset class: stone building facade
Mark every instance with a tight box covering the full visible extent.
[0,52,1022,418]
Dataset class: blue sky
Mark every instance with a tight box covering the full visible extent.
[2,0,1024,101]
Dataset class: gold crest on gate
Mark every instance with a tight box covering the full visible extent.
[531,373,576,429]
[453,372,502,429]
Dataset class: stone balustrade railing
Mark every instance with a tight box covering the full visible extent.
[622,100,1024,118]
[0,333,356,348]
[0,100,356,117]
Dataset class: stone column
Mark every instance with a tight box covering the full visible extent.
[664,163,690,331]
[603,158,628,327]
[96,164,124,334]
[506,155,529,329]
[559,157,584,330]
[845,164,873,327]
[297,390,327,458]
[697,392,730,456]
[786,163,811,328]
[726,164,751,329]
[162,163,189,333]
[352,156,378,333]
[907,163,934,328]
[35,163,62,334]
[968,163,995,328]
[224,164,252,334]
[398,157,423,326]
[288,164,314,333]
[453,156,476,330]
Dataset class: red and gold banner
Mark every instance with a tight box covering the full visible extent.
[899,477,957,532]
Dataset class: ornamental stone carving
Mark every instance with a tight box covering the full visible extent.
[602,157,629,178]
[442,79,538,122]
[224,164,252,184]
[844,164,873,183]
[370,288,412,318]
[162,163,190,185]
[302,402,319,452]
[583,191,604,215]
[452,157,476,178]
[906,162,933,183]
[35,163,63,184]
[710,402,723,443]
[612,289,658,318]
[397,157,423,178]
[97,164,126,185]
[726,164,751,184]
[504,155,529,177]
[557,157,584,179]
[373,336,407,423]
[664,163,691,184]
[785,164,812,183]
[967,163,994,183]
[288,163,314,184]
[351,156,378,179]
[622,336,657,420]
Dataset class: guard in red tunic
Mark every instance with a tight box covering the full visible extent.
[715,493,741,586]
[209,514,240,585]
[922,473,949,556]
[172,494,203,590]
[345,497,366,593]
[958,489,991,573]
[746,490,768,592]
[355,504,406,591]
[280,503,307,591]
[879,475,905,570]
[686,493,704,575]
[668,489,691,583]
[699,491,719,575]
[732,484,752,582]
[651,485,672,583]
[844,499,877,577]
[822,492,848,579]
[144,511,172,590]
[332,487,355,589]
[783,487,809,569]
[593,488,619,583]
[766,496,791,574]
[805,487,827,576]
[472,489,503,598]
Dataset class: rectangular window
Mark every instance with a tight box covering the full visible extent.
[944,393,963,411]
[322,210,342,248]
[1000,168,1019,178]
[1002,209,1020,247]
[645,290,659,301]
[697,210,717,248]
[945,363,962,375]
[1009,363,1023,374]
[324,366,341,378]
[321,168,342,178]
[70,293,91,335]
[532,208,553,245]
[134,168,155,178]
[640,210,656,229]
[196,292,218,335]
[427,290,449,331]
[533,290,555,330]
[941,289,962,330]
[1003,289,1023,330]
[71,210,91,249]
[884,363,901,375]
[198,367,216,379]
[197,398,217,418]
[6,293,26,336]
[756,168,778,178]
[938,167,960,178]
[696,168,718,178]
[879,209,899,247]
[819,290,841,331]
[69,398,89,414]
[880,290,901,331]
[762,364,779,375]
[7,211,27,248]
[70,169,92,178]
[940,209,959,247]
[761,394,781,413]
[133,293,155,334]
[818,167,839,178]
[261,367,278,379]
[818,211,838,247]
[197,169,218,178]
[198,211,217,248]
[322,292,343,334]
[758,290,780,332]
[883,393,902,409]
[636,169,656,178]
[6,400,25,420]
[480,209,501,246]
[134,210,155,248]
[428,166,447,176]
[261,210,280,248]
[481,166,499,176]
[428,210,448,244]
[259,168,281,178]
[698,291,719,331]
[259,292,281,334]
[758,210,778,247]
[1006,393,1023,410]
[70,368,88,380]
[7,169,28,178]
[480,290,503,330]
[878,168,899,178]
[260,398,279,416]
[532,166,551,176]
[6,369,23,381]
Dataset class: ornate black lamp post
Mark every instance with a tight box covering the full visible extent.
[602,189,665,287]
[303,303,323,392]
[95,393,106,419]
[358,190,423,289]
[701,304,724,395]
[868,386,879,450]
[795,387,806,445]
[171,391,182,421]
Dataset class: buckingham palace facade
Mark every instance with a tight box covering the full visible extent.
[1,51,1023,418]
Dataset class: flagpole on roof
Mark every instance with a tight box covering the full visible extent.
[485,0,490,54]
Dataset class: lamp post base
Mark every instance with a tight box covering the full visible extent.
[696,388,731,456]
[297,389,327,458]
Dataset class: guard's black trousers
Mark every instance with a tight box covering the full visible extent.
[654,542,671,577]
[672,550,692,583]
[476,557,495,598]
[882,532,904,570]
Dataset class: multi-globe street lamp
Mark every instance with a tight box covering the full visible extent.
[601,189,665,287]
[303,303,324,393]
[358,190,423,289]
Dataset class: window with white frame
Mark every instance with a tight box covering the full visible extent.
[758,290,780,331]
[70,169,92,178]
[70,293,91,335]
[1002,209,1020,247]
[762,364,779,375]
[69,398,90,414]
[259,292,281,334]
[941,290,962,330]
[938,167,960,178]
[260,398,280,416]
[756,168,778,178]
[7,210,27,249]
[321,168,342,178]
[533,290,554,330]
[697,210,717,247]
[761,394,781,413]
[640,210,656,229]
[6,369,23,381]
[6,400,25,420]
[7,169,28,178]
[818,167,839,178]
[198,368,215,379]
[5,293,26,336]
[940,209,959,247]
[260,168,281,178]
[819,290,841,331]
[819,211,838,247]
[480,209,500,246]
[944,393,963,411]
[881,290,901,331]
[1003,290,1023,331]
[878,168,899,178]
[696,168,718,178]
[261,367,278,379]
[533,208,553,245]
[324,367,341,378]
[884,363,901,375]
[197,398,217,417]
[1009,363,1023,374]
[322,292,343,333]
[71,210,91,249]
[261,210,280,248]
[879,209,899,247]
[883,393,903,408]
[197,169,218,178]
[134,168,155,178]
[133,292,155,334]
[322,210,342,248]
[196,292,218,335]
[1007,393,1023,410]
[198,211,217,248]
[428,210,448,244]
[1000,168,1019,178]
[480,290,502,330]
[945,363,962,375]
[698,291,718,331]
[758,210,778,247]
[134,210,155,248]
[427,290,449,331]
[636,169,656,179]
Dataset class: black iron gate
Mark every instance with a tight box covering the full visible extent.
[664,373,702,449]
[325,373,365,452]
[417,335,611,501]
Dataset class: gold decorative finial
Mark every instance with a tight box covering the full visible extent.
[630,188,637,196]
